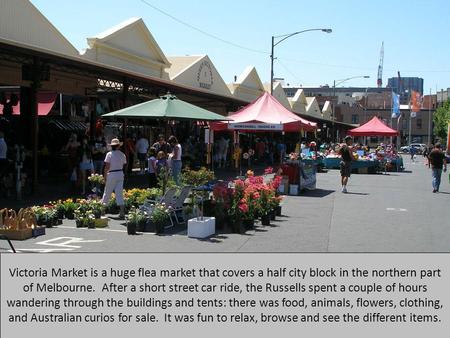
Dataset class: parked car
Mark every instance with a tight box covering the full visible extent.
[400,143,426,154]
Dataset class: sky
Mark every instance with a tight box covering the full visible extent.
[30,0,450,93]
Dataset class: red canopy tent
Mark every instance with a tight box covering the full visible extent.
[210,92,316,132]
[347,116,398,137]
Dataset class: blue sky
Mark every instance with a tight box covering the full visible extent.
[31,0,450,93]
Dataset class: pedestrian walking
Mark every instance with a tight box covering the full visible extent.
[428,143,447,193]
[101,138,127,219]
[339,136,353,193]
[135,134,149,174]
[168,135,182,185]
[410,146,416,162]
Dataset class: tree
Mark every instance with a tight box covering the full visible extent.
[433,99,450,142]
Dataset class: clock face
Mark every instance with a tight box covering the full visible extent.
[197,61,213,90]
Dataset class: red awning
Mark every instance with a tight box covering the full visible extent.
[347,116,399,137]
[210,92,316,132]
[0,92,57,116]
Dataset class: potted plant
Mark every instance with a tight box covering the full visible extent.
[228,180,248,234]
[88,200,104,219]
[62,199,77,219]
[88,173,105,195]
[86,211,96,229]
[74,209,86,228]
[150,203,171,234]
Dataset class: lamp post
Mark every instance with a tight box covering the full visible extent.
[270,28,332,94]
[331,75,370,142]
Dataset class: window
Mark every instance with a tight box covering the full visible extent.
[416,118,422,129]
[351,114,359,124]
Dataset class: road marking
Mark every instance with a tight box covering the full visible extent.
[386,208,408,212]
[37,237,104,249]
[58,225,157,235]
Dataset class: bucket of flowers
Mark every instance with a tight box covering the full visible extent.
[150,203,171,234]
[228,179,250,233]
[126,207,147,235]
[62,199,78,219]
[88,173,105,195]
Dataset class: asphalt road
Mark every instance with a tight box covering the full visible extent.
[2,155,449,253]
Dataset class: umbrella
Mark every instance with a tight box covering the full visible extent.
[102,94,230,121]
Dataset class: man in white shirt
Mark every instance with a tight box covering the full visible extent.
[102,138,127,219]
[135,135,149,174]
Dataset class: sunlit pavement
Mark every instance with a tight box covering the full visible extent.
[2,156,449,253]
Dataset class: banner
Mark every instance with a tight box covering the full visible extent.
[391,93,400,118]
[411,90,422,113]
[228,123,283,131]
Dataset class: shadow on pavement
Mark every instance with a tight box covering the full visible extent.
[296,189,335,198]
[345,192,369,196]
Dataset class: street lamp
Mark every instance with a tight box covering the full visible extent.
[270,28,332,94]
[331,75,370,141]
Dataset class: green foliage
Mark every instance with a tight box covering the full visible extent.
[181,167,214,187]
[150,203,171,225]
[433,99,450,141]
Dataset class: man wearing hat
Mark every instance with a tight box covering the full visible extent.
[102,138,127,219]
[339,136,354,193]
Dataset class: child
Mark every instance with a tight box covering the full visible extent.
[156,151,168,176]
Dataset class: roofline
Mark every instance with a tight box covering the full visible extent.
[0,38,248,105]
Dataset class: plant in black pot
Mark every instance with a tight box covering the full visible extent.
[62,199,77,220]
[126,207,143,235]
[150,203,171,235]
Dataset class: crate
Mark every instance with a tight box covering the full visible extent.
[0,228,32,240]
[32,227,46,238]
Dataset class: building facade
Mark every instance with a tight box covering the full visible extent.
[387,77,424,104]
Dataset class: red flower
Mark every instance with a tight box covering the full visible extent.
[264,167,274,175]
[238,203,249,213]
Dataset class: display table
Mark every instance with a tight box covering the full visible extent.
[324,157,379,173]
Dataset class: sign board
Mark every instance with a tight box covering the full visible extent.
[228,123,283,131]
[299,162,316,191]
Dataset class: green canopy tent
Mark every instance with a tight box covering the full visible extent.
[102,94,230,121]
[101,94,230,168]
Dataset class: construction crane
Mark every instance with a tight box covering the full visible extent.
[377,42,384,87]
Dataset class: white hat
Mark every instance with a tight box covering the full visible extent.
[109,138,122,146]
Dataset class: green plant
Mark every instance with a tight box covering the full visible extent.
[181,167,214,187]
[433,99,450,141]
[62,199,78,218]
[127,207,147,226]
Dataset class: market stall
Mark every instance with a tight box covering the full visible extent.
[324,117,401,173]
[211,92,318,194]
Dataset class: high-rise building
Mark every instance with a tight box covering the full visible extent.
[387,77,423,104]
